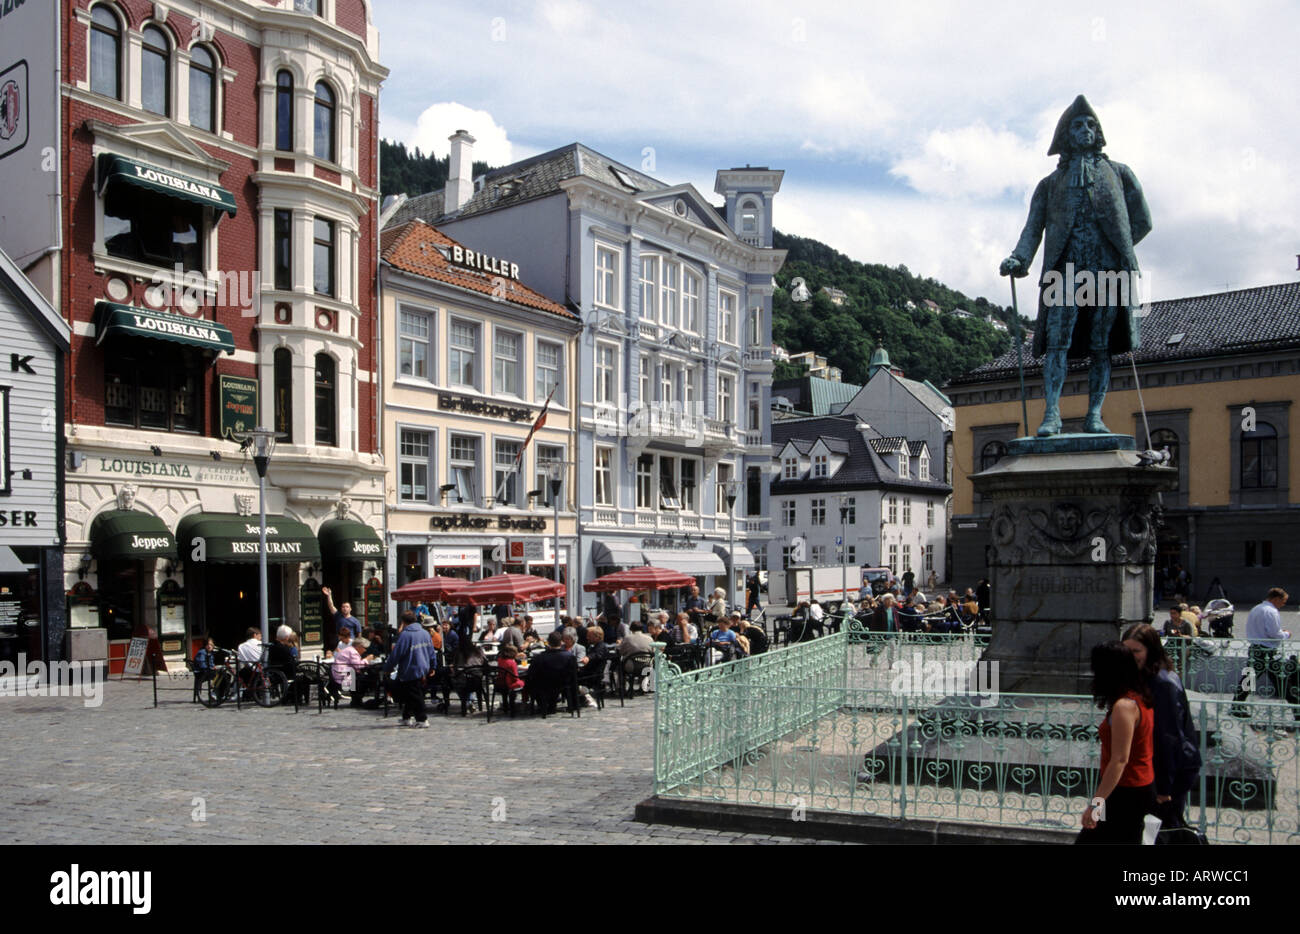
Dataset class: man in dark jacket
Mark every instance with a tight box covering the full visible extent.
[526,632,578,713]
[386,611,437,727]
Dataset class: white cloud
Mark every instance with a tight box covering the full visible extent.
[402,102,521,165]
[890,124,1044,200]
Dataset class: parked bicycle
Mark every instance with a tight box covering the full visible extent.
[198,644,287,708]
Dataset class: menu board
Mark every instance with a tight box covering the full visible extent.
[365,576,384,625]
[0,597,20,627]
[300,578,323,644]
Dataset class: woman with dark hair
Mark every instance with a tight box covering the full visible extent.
[1122,623,1202,831]
[1078,641,1155,844]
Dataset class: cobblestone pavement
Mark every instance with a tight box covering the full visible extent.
[0,678,829,845]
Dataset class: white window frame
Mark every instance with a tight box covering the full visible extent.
[398,305,434,382]
[718,372,735,426]
[810,498,826,526]
[902,498,912,525]
[594,445,614,507]
[398,427,434,503]
[887,543,898,572]
[926,501,935,528]
[782,500,796,526]
[811,545,826,565]
[902,544,912,573]
[845,497,857,524]
[782,456,798,480]
[813,453,828,478]
[636,454,655,510]
[887,496,898,524]
[448,318,480,390]
[448,434,481,506]
[660,258,680,328]
[924,544,934,572]
[680,458,698,512]
[719,288,738,345]
[683,269,702,333]
[898,452,910,479]
[535,338,564,404]
[919,452,930,481]
[715,462,734,515]
[658,455,681,511]
[684,366,698,408]
[640,254,658,321]
[493,327,523,398]
[595,342,618,405]
[595,243,621,309]
[535,443,565,508]
[748,307,762,346]
[494,437,524,508]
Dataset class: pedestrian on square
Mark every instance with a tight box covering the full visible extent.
[386,611,435,728]
[1232,587,1292,715]
[1122,624,1202,831]
[1078,642,1154,844]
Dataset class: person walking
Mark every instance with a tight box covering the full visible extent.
[385,611,436,728]
[1122,624,1202,833]
[1231,587,1291,716]
[1078,642,1155,844]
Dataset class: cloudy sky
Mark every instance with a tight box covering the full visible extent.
[373,0,1298,304]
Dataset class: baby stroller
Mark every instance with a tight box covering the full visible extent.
[1202,598,1234,638]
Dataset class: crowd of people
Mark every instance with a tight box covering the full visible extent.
[785,580,990,639]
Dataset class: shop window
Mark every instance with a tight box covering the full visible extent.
[90,5,122,101]
[140,26,171,117]
[104,348,201,433]
[104,186,204,272]
[276,71,294,151]
[314,353,336,446]
[189,45,217,132]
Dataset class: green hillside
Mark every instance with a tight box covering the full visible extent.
[771,230,1030,388]
[381,139,493,202]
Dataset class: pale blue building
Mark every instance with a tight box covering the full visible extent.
[385,141,785,610]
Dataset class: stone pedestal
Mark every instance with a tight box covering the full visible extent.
[972,435,1177,694]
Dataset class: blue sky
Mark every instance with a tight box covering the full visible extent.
[373,0,1299,305]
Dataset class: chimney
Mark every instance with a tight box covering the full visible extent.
[445,129,476,214]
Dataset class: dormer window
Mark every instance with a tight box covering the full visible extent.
[919,452,930,481]
[813,453,828,478]
[898,453,910,479]
[782,455,798,480]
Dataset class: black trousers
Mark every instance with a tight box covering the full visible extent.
[1076,784,1155,844]
[396,678,427,722]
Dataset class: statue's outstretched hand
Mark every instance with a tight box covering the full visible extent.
[999,255,1026,277]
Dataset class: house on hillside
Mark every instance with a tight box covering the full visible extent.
[820,286,847,305]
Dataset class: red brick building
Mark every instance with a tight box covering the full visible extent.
[4,1,387,659]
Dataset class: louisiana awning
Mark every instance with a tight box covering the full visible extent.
[712,543,756,570]
[97,153,237,218]
[95,301,235,355]
[89,509,176,559]
[318,519,383,561]
[641,548,726,576]
[591,539,644,569]
[175,513,320,564]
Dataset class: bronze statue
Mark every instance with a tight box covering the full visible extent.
[1000,95,1152,437]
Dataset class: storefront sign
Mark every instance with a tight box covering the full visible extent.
[428,547,480,568]
[300,577,323,644]
[449,244,519,280]
[122,637,149,678]
[508,539,545,562]
[66,581,98,630]
[640,537,699,550]
[156,580,186,648]
[218,375,258,441]
[437,393,531,423]
[429,514,545,532]
[95,457,193,478]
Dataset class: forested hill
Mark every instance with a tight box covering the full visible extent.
[380,140,493,203]
[771,230,1030,389]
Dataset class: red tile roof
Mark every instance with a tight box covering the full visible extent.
[381,221,576,320]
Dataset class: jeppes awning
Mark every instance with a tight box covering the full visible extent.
[176,513,320,564]
[89,509,177,560]
[318,519,383,561]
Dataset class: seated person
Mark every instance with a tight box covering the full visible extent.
[496,644,525,694]
[673,612,698,645]
[646,619,675,646]
[735,614,769,655]
[525,632,579,711]
[194,637,217,673]
[1163,606,1193,638]
[561,631,586,662]
[267,625,297,679]
[897,602,923,632]
[237,627,263,665]
[707,615,743,661]
[330,629,371,697]
[618,621,654,659]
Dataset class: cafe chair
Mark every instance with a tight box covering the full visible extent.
[621,652,655,698]
[576,655,608,711]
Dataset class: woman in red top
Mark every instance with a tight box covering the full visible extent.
[1078,641,1155,844]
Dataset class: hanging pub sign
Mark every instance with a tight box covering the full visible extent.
[365,577,384,625]
[218,375,258,441]
[300,577,323,644]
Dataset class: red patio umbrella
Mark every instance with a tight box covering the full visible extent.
[391,576,470,603]
[448,573,566,606]
[583,566,698,593]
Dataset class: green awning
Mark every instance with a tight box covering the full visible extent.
[97,153,237,217]
[318,519,384,561]
[176,513,321,565]
[89,510,177,560]
[95,301,235,355]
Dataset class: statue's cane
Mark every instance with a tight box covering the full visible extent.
[1008,274,1031,438]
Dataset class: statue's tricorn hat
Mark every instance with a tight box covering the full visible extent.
[1047,94,1106,156]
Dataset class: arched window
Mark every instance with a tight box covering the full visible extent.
[89,6,122,100]
[313,81,335,162]
[275,70,294,151]
[1151,428,1179,490]
[274,348,293,442]
[980,440,1007,472]
[188,45,216,132]
[140,25,171,116]
[738,197,761,236]
[1241,422,1277,489]
[314,353,336,447]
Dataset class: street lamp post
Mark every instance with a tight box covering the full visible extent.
[237,427,279,644]
[723,478,742,612]
[838,494,852,605]
[548,461,565,616]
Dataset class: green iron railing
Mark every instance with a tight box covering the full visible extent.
[653,628,1300,843]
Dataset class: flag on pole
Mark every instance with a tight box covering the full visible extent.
[493,382,558,504]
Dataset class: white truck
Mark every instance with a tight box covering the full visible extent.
[769,565,861,609]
